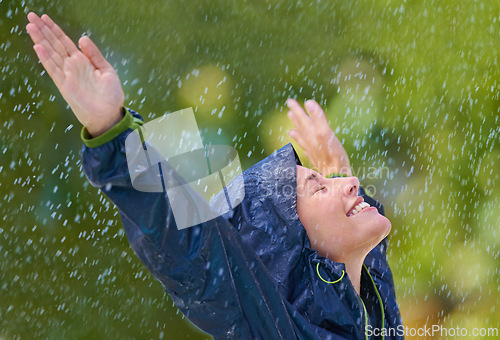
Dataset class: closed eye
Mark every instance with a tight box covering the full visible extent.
[314,185,327,194]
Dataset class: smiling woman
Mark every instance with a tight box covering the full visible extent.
[26,11,403,339]
[296,165,392,295]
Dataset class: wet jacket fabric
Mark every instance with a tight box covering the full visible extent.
[81,108,403,339]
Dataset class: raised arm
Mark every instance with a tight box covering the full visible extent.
[26,13,244,335]
[26,12,123,136]
[26,14,301,337]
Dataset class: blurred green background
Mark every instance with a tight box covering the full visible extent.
[1,0,499,338]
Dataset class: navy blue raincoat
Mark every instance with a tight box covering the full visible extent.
[81,108,403,339]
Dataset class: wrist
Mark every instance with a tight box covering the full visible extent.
[85,107,125,137]
[81,107,143,148]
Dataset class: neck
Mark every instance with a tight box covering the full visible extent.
[343,256,366,296]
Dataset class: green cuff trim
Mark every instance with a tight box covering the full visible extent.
[81,108,143,148]
[325,173,349,178]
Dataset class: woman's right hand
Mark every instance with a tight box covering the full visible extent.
[286,98,352,177]
[26,12,124,137]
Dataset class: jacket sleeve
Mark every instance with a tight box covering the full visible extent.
[80,108,297,339]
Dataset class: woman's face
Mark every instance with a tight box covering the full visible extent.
[296,165,391,261]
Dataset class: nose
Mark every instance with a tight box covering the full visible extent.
[341,176,359,197]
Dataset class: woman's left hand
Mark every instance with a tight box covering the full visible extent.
[286,98,352,176]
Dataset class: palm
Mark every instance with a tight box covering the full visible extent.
[26,13,124,136]
[60,52,123,122]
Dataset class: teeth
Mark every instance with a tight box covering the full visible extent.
[347,202,370,217]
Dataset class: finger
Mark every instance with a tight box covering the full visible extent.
[287,109,314,140]
[26,20,44,44]
[305,99,329,128]
[78,36,111,71]
[27,13,48,46]
[287,110,301,130]
[33,44,64,86]
[26,22,65,71]
[27,14,67,68]
[37,16,71,60]
[289,129,311,154]
[27,12,41,26]
[27,13,50,46]
[41,14,79,56]
[286,98,312,131]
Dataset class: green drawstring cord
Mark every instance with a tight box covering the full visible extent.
[316,263,345,284]
[361,299,369,340]
[363,264,385,340]
[316,263,385,340]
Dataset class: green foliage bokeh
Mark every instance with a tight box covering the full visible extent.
[1,0,499,338]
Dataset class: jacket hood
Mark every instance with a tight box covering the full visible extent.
[224,143,314,284]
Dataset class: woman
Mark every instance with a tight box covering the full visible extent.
[26,12,403,339]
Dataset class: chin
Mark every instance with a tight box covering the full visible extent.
[367,213,392,241]
[362,218,391,254]
[378,215,392,238]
